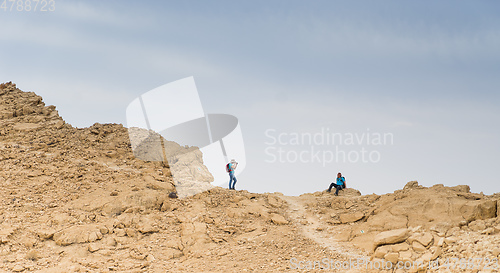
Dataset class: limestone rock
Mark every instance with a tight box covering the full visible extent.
[373,245,391,259]
[384,252,399,264]
[444,237,457,245]
[339,212,364,223]
[408,232,433,247]
[403,181,421,190]
[53,225,103,246]
[460,200,497,222]
[429,246,442,260]
[267,195,283,208]
[468,219,486,231]
[0,227,16,244]
[420,251,433,263]
[13,122,41,131]
[482,227,495,235]
[88,243,100,253]
[337,188,362,196]
[392,242,410,252]
[412,241,427,252]
[437,237,445,247]
[26,249,39,261]
[11,264,24,272]
[366,210,408,231]
[497,199,500,217]
[270,214,288,225]
[137,219,159,234]
[399,250,413,262]
[373,228,409,248]
[450,185,470,193]
[22,105,34,115]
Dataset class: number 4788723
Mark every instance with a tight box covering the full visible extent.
[1,0,56,12]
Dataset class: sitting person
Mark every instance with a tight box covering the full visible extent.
[327,172,346,196]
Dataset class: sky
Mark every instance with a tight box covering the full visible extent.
[1,0,499,196]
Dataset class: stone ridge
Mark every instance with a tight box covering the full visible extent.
[0,82,327,272]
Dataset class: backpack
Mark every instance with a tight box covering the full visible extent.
[342,177,346,189]
[226,163,231,172]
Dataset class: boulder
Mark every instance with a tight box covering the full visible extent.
[468,220,486,232]
[391,242,410,252]
[53,225,103,246]
[399,250,413,262]
[366,210,408,231]
[420,251,433,263]
[0,227,16,244]
[450,185,470,193]
[180,222,212,256]
[444,237,457,245]
[137,218,159,234]
[408,232,433,247]
[373,245,391,259]
[11,264,24,272]
[88,243,100,253]
[412,241,427,252]
[270,214,288,225]
[339,212,364,223]
[437,237,445,247]
[22,105,34,115]
[338,188,362,196]
[267,195,283,208]
[429,246,442,260]
[1,110,14,119]
[460,200,497,222]
[373,228,409,248]
[384,252,399,264]
[403,181,421,190]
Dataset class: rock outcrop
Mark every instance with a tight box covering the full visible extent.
[303,181,500,272]
[0,82,329,272]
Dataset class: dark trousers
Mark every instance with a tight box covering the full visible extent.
[328,183,342,195]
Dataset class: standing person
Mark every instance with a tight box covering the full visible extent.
[327,172,346,196]
[226,159,238,190]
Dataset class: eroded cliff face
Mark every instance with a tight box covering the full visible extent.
[0,82,323,272]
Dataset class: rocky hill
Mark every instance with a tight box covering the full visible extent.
[0,82,499,272]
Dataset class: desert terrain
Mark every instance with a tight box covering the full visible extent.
[0,81,499,272]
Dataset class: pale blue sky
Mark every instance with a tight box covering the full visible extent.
[1,0,499,195]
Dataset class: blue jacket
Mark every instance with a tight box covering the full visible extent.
[336,177,345,186]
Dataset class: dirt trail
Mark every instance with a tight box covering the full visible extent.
[280,195,370,271]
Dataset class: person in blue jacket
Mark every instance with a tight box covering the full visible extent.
[227,159,238,190]
[327,172,346,196]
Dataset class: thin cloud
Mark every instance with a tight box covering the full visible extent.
[56,1,152,29]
